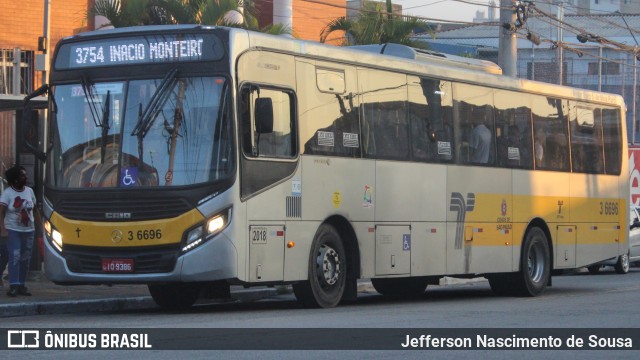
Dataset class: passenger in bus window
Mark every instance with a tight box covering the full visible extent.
[535,128,545,167]
[470,116,491,163]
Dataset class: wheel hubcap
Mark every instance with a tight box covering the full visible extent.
[317,244,340,286]
[528,242,545,283]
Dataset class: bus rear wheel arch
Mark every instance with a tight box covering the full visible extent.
[488,226,551,297]
[293,223,347,308]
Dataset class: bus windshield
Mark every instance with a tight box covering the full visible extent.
[49,76,234,188]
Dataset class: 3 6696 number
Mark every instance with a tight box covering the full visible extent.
[128,229,162,241]
[600,201,619,216]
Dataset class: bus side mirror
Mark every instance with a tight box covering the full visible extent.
[632,218,640,229]
[254,98,273,134]
[22,85,50,162]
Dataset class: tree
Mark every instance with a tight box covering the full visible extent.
[91,0,167,28]
[320,0,432,47]
[91,0,291,35]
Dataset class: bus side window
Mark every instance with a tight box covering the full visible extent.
[359,70,408,160]
[570,103,604,174]
[532,97,569,172]
[409,77,454,163]
[453,83,495,166]
[602,107,622,175]
[241,86,296,159]
[493,90,533,169]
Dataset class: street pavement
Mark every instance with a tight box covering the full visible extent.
[0,271,279,318]
[0,270,489,318]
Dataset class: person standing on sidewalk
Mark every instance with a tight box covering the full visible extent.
[0,227,8,288]
[0,165,41,297]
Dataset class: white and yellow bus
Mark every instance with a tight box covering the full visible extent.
[30,25,628,309]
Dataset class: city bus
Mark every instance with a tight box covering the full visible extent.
[27,25,628,309]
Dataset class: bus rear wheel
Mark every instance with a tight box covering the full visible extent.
[517,227,550,296]
[488,227,550,297]
[293,224,346,308]
[615,251,630,274]
[148,283,201,310]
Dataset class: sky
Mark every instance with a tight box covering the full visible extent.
[397,0,493,23]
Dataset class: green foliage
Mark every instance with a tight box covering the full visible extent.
[320,0,432,48]
[90,0,291,36]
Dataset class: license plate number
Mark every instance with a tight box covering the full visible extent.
[101,258,134,273]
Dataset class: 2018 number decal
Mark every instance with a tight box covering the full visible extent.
[251,229,267,244]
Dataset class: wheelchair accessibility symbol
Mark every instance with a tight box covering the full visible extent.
[121,167,138,186]
[403,234,411,251]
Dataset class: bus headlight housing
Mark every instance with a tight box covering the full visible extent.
[182,208,231,253]
[44,219,63,252]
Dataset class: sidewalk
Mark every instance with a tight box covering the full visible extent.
[0,271,279,318]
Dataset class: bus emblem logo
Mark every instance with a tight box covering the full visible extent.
[449,192,475,249]
[105,213,131,219]
[501,199,507,216]
[111,230,123,243]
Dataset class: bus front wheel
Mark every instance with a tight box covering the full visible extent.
[148,283,201,310]
[293,224,346,308]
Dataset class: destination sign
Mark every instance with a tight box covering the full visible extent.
[55,33,224,69]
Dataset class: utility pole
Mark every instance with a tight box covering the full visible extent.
[556,1,564,85]
[498,0,517,77]
[42,0,51,86]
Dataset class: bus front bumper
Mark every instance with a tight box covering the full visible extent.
[43,232,238,284]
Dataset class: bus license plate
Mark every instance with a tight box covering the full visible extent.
[101,258,134,273]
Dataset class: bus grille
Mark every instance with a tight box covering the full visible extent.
[56,197,192,221]
[64,245,179,274]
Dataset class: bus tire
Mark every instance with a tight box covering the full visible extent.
[615,251,630,274]
[371,277,428,297]
[148,283,201,310]
[516,227,551,296]
[293,224,346,308]
[587,265,601,274]
[487,273,516,296]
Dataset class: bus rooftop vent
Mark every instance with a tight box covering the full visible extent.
[350,43,502,75]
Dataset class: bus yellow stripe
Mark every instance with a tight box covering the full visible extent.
[50,209,205,247]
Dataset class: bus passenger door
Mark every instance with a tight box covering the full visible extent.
[556,225,577,268]
[237,50,298,282]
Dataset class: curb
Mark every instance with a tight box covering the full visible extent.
[1,296,156,318]
[1,279,487,317]
[0,288,279,318]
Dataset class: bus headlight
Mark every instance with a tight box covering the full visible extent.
[44,219,63,252]
[52,230,63,251]
[182,208,231,253]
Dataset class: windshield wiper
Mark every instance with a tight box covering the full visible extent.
[131,68,178,139]
[100,91,111,164]
[131,68,179,168]
[81,76,111,163]
[81,75,108,129]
